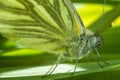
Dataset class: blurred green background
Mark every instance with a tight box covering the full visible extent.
[0,0,120,80]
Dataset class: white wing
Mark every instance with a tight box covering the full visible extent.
[0,0,85,53]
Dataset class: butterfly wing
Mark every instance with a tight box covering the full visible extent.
[0,0,85,53]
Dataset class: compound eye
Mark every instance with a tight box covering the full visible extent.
[89,36,97,46]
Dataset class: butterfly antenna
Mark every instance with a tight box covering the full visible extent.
[97,0,106,33]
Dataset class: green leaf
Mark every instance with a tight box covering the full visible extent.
[89,3,120,33]
[0,60,120,80]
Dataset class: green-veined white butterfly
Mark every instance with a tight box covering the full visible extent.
[0,0,106,75]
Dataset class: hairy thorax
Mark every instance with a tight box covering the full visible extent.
[62,30,103,61]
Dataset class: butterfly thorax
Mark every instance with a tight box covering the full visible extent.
[62,32,103,61]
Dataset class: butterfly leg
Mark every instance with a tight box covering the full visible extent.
[71,41,87,76]
[71,56,79,76]
[94,48,109,66]
[45,53,62,76]
[91,51,105,68]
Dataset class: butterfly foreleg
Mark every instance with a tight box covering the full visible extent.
[94,48,109,66]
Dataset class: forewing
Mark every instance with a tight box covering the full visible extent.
[0,0,82,53]
[64,0,85,34]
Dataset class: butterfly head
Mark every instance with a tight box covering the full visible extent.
[87,33,103,49]
[75,32,103,59]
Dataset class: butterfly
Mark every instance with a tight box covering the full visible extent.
[0,0,105,75]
